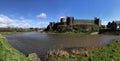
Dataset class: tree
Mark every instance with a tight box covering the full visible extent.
[107,22,112,29]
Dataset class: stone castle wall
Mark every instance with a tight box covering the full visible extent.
[73,19,95,25]
[46,17,101,31]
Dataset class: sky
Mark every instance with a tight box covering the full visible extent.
[0,0,120,28]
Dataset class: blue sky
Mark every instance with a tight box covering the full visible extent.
[0,0,120,28]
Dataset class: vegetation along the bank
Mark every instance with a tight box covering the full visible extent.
[44,24,106,35]
[0,27,40,32]
[0,34,36,61]
[45,39,120,61]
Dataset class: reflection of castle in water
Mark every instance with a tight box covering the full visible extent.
[47,17,101,31]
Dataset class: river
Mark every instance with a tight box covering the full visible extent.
[4,32,120,58]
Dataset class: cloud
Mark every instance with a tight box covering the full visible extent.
[12,23,33,28]
[0,14,48,28]
[19,16,25,20]
[102,20,109,25]
[0,14,13,24]
[59,16,66,19]
[0,14,32,28]
[37,13,47,19]
[36,22,49,28]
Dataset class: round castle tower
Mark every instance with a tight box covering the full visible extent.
[60,18,66,25]
[66,17,74,25]
[94,17,101,26]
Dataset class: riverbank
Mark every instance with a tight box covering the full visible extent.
[0,32,25,35]
[43,31,98,35]
[99,29,120,35]
[100,31,120,35]
[45,39,120,61]
[0,34,36,61]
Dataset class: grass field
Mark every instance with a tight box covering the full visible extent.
[0,34,36,61]
[90,40,120,61]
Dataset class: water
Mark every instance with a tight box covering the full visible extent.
[4,32,120,58]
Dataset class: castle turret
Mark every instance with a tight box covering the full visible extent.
[60,18,66,23]
[94,17,101,26]
[60,18,66,25]
[47,22,55,31]
[66,17,74,25]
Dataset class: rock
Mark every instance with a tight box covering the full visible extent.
[28,53,41,61]
[90,32,98,35]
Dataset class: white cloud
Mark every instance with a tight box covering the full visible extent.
[59,16,66,19]
[14,23,32,28]
[36,22,49,28]
[19,16,25,20]
[0,14,48,28]
[0,24,8,27]
[102,20,109,25]
[0,14,13,24]
[37,13,47,19]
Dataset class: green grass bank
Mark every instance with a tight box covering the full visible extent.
[0,32,20,35]
[0,34,36,61]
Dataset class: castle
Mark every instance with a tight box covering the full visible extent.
[46,17,101,31]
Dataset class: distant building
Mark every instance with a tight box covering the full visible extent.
[46,16,101,31]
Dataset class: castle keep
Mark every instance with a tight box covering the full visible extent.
[46,17,101,31]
